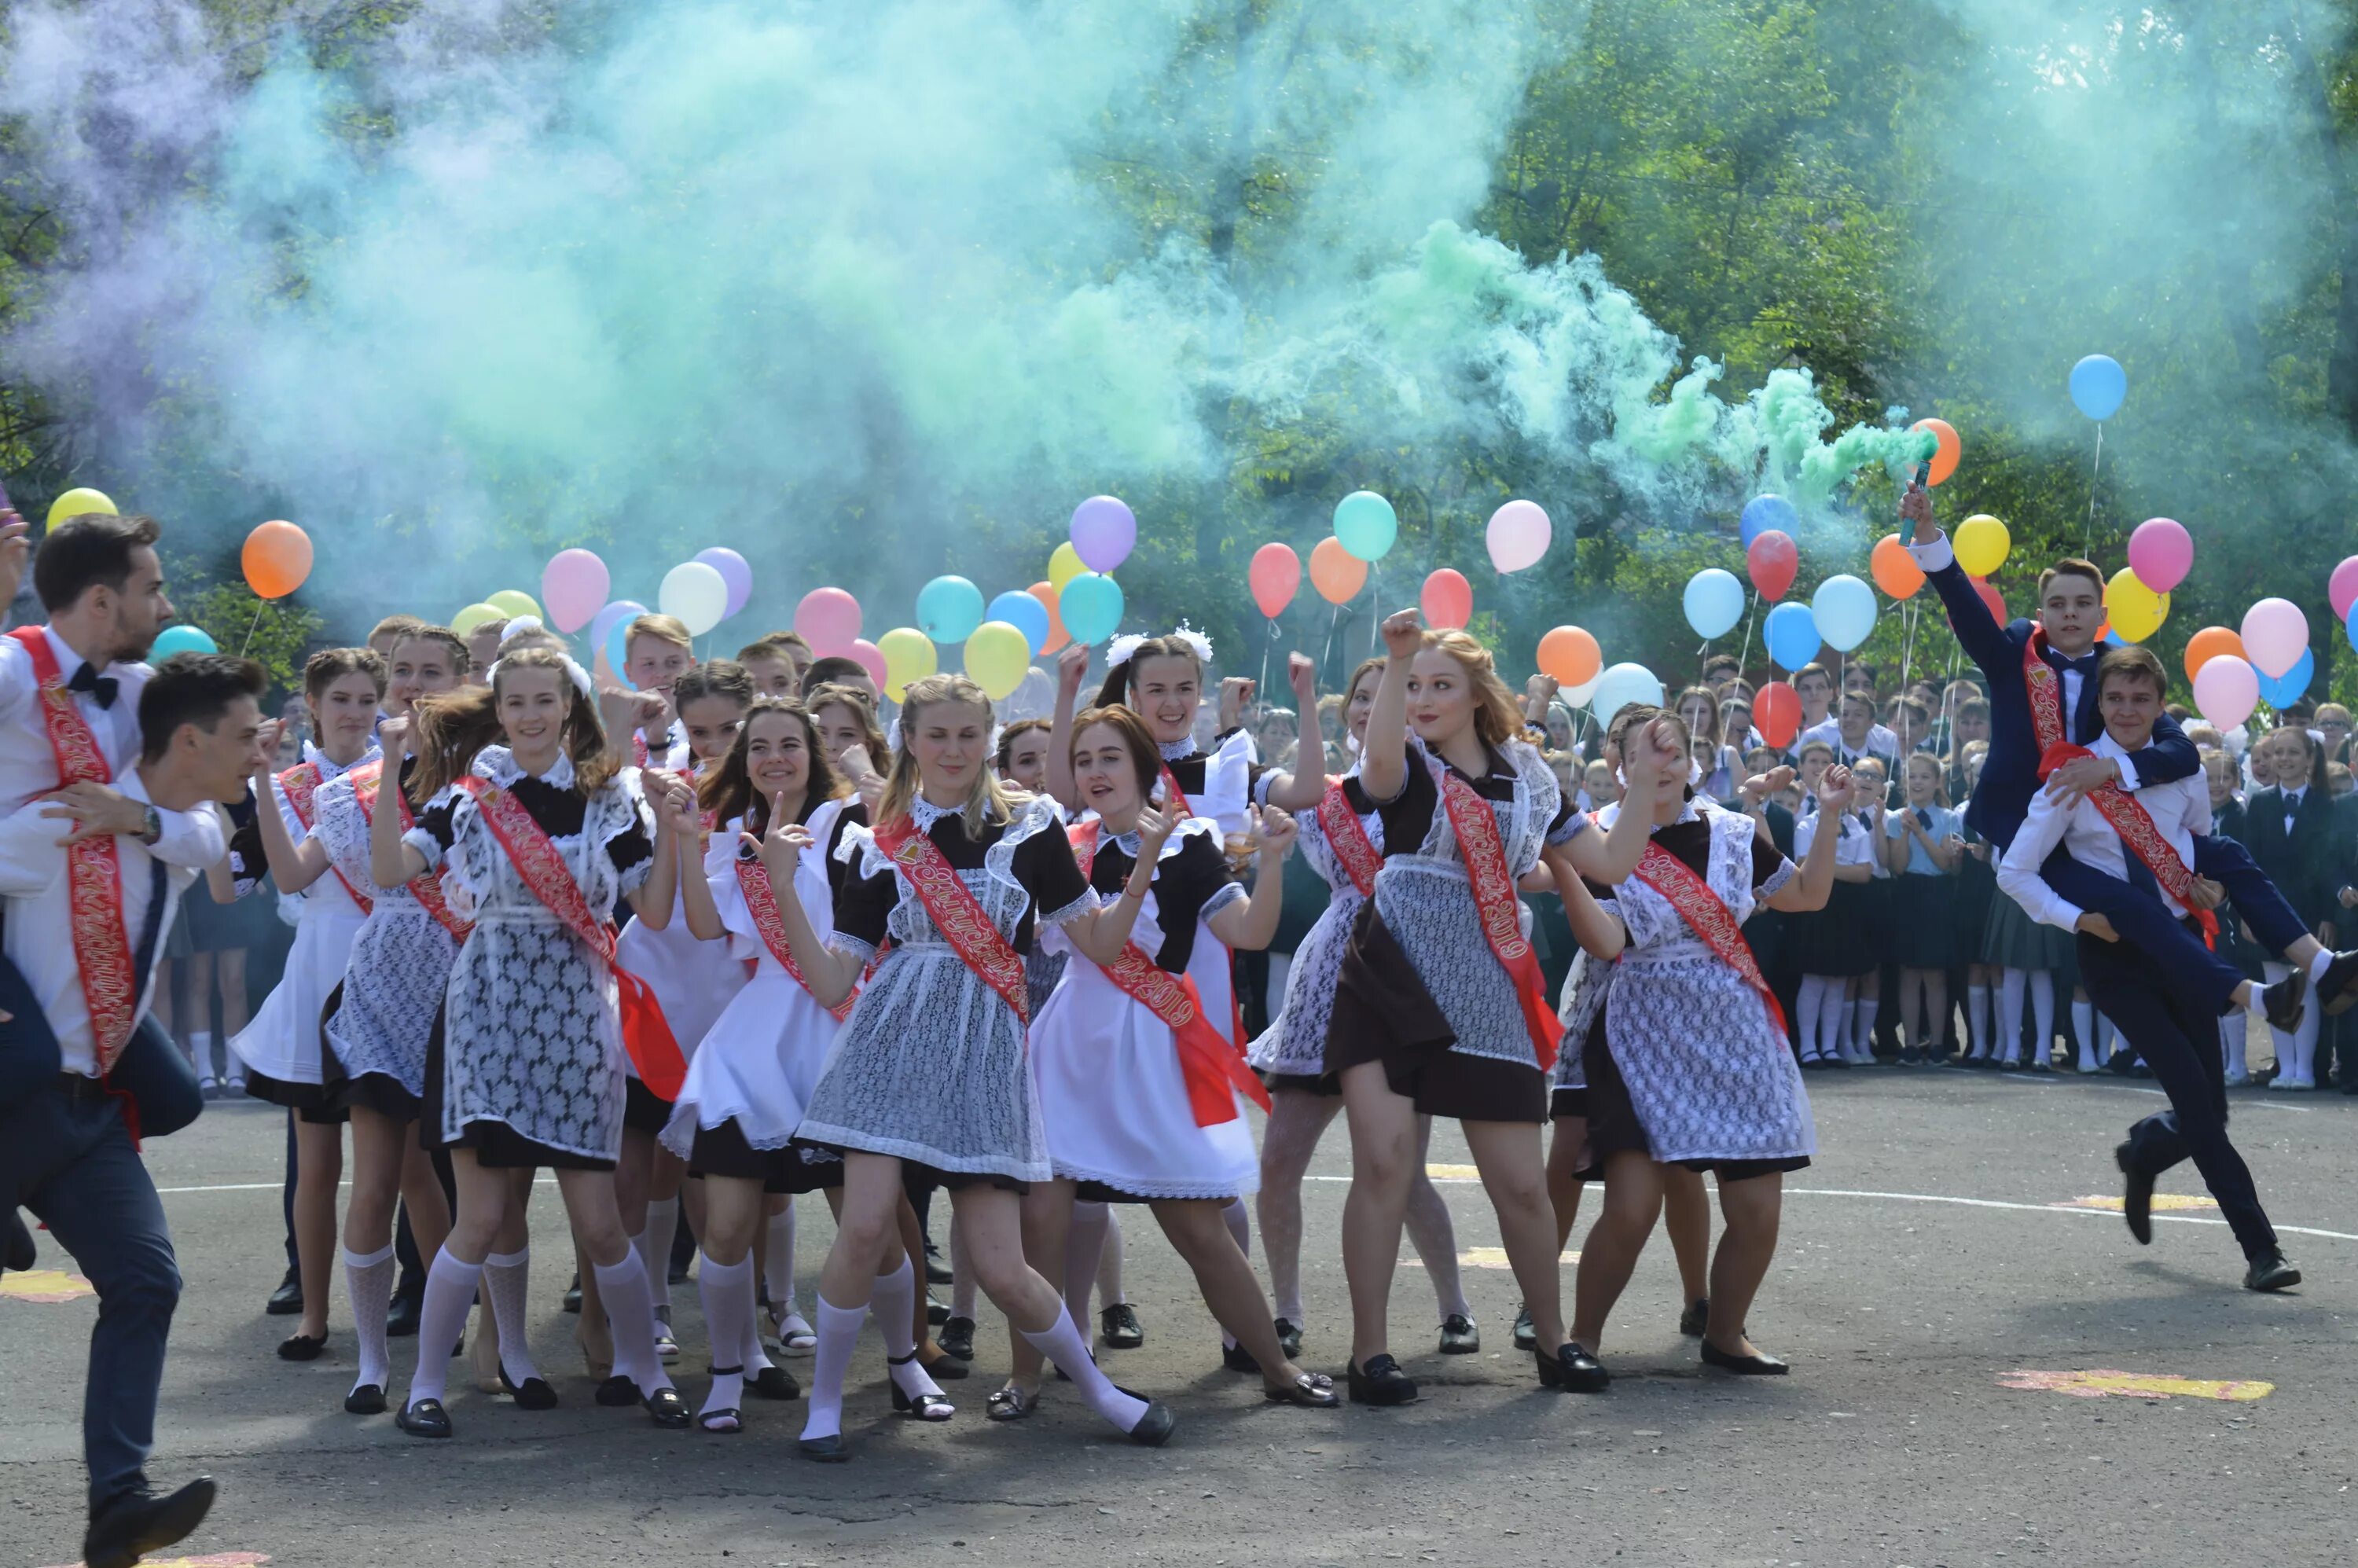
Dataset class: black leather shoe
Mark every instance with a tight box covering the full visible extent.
[5,1208,35,1273]
[83,1477,217,1568]
[1438,1313,1479,1354]
[1100,1302,1144,1349]
[1346,1353,1418,1405]
[1679,1298,1710,1338]
[2316,950,2358,1015]
[499,1368,560,1409]
[1700,1339,1790,1375]
[924,1239,953,1286]
[798,1431,849,1463]
[385,1290,421,1338]
[926,1292,949,1327]
[643,1386,691,1428]
[1262,1371,1340,1408]
[2263,970,2308,1033]
[277,1331,326,1361]
[266,1268,303,1316]
[938,1315,976,1362]
[595,1374,640,1407]
[1511,1303,1535,1351]
[344,1383,387,1415]
[395,1397,451,1438]
[1220,1338,1260,1374]
[1273,1317,1303,1359]
[562,1271,582,1314]
[2243,1250,2302,1292]
[2115,1140,2154,1246]
[1118,1387,1177,1446]
[748,1364,801,1401]
[1537,1342,1610,1391]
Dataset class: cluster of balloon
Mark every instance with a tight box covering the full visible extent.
[243,520,313,600]
[2331,554,2358,655]
[1870,534,1925,599]
[541,549,611,633]
[1754,680,1802,747]
[696,548,753,620]
[2239,598,2312,708]
[1811,575,1876,652]
[1249,542,1302,619]
[1909,418,1960,485]
[985,589,1051,658]
[1762,601,1820,671]
[1485,499,1551,573]
[1746,530,1798,603]
[589,598,648,685]
[1420,568,1472,630]
[1683,568,1744,639]
[2103,569,2169,644]
[2184,626,2245,683]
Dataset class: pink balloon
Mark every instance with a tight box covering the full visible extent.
[795,587,862,656]
[1420,567,1473,630]
[2192,655,2259,731]
[2125,517,2191,595]
[848,637,887,691]
[1485,498,1552,574]
[2331,555,2358,622]
[1247,542,1301,620]
[2239,597,2308,680]
[540,548,610,633]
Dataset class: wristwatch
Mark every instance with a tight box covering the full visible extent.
[138,805,163,846]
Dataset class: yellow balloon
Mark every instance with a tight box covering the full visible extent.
[486,589,542,622]
[964,621,1030,701]
[46,487,117,527]
[2105,567,2170,643]
[1048,542,1088,591]
[878,626,938,702]
[1953,514,2010,578]
[451,602,504,637]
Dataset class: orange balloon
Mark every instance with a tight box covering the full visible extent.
[1536,625,1601,689]
[241,520,312,600]
[1309,536,1368,605]
[1910,417,1961,486]
[2184,626,2246,684]
[1030,581,1069,655]
[1871,534,1925,600]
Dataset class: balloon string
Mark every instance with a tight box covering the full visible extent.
[2082,422,2103,560]
[1368,566,1381,656]
[1258,619,1274,725]
[1735,592,1759,681]
[240,599,266,656]
[1899,600,1919,700]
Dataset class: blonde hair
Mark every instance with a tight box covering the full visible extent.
[880,674,1016,839]
[490,645,616,793]
[1418,629,1524,750]
[625,613,693,654]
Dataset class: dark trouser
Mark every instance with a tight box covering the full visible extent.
[2045,836,2307,1016]
[281,1110,299,1273]
[0,1082,182,1511]
[2081,931,2279,1262]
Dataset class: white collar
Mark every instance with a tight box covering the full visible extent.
[909,795,957,830]
[1158,738,1198,762]
[45,623,126,680]
[303,739,376,781]
[483,745,576,791]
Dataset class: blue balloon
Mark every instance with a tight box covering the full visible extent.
[149,624,219,659]
[1585,663,1665,724]
[2069,354,2126,421]
[2102,627,2127,647]
[588,598,647,661]
[1060,572,1125,644]
[1682,568,1746,639]
[1739,494,1798,547]
[915,575,986,643]
[604,616,635,688]
[986,589,1050,656]
[2257,647,2313,710]
[1809,574,1877,653]
[2347,602,2358,658]
[1763,601,1821,671]
[1332,490,1398,562]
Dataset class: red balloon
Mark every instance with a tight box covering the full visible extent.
[1961,575,2005,625]
[1248,542,1302,620]
[1754,681,1802,748]
[1746,530,1798,603]
[1420,567,1472,630]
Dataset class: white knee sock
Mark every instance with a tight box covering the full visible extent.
[1064,1201,1111,1322]
[190,1031,215,1082]
[2073,1000,2097,1070]
[2029,972,2055,1063]
[867,1254,920,1361]
[1998,970,2027,1062]
[2223,1016,2248,1080]
[592,1249,674,1394]
[637,1195,680,1314]
[696,1253,754,1421]
[1021,1305,1148,1433]
[762,1205,797,1317]
[799,1295,865,1442]
[2309,948,2335,986]
[1796,975,1827,1060]
[1967,984,1990,1057]
[949,1215,977,1320]
[481,1247,539,1386]
[405,1250,482,1410]
[1817,983,1848,1062]
[2095,1012,2119,1063]
[1851,997,1879,1059]
[344,1242,397,1397]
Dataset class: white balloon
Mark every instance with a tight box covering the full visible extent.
[1585,661,1665,723]
[659,560,730,636]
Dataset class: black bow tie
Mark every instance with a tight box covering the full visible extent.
[68,660,119,711]
[2051,651,2099,677]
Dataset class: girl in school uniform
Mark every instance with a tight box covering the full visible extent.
[2246,725,2340,1089]
[2204,747,2264,1085]
[1881,753,1962,1066]
[1950,744,2002,1066]
[1788,743,1878,1068]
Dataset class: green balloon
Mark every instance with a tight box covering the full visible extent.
[1332,490,1397,562]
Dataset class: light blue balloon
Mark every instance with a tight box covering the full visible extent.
[1585,662,1665,725]
[1332,490,1398,562]
[1739,494,1798,547]
[2102,628,2128,647]
[1810,574,1877,653]
[149,625,219,659]
[2347,602,2358,658]
[2070,354,2126,421]
[915,575,986,643]
[1682,568,1746,639]
[1060,572,1126,645]
[986,589,1050,656]
[588,598,647,659]
[2257,647,2313,710]
[1763,601,1821,671]
[604,616,635,689]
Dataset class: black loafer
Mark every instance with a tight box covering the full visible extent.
[1438,1313,1479,1354]
[266,1270,303,1316]
[924,1241,953,1285]
[644,1386,691,1428]
[1537,1342,1610,1392]
[1511,1304,1535,1352]
[2244,1250,2302,1292]
[986,1384,1037,1422]
[385,1291,422,1338]
[594,1374,640,1407]
[1273,1317,1303,1359]
[748,1364,801,1401]
[920,1346,969,1380]
[1678,1298,1710,1338]
[277,1331,326,1361]
[1220,1339,1260,1375]
[2115,1141,2154,1246]
[1100,1302,1145,1350]
[2319,950,2358,1015]
[1700,1339,1789,1375]
[1263,1371,1340,1408]
[798,1432,850,1462]
[938,1315,977,1362]
[6,1209,37,1273]
[395,1397,451,1438]
[82,1477,216,1568]
[343,1383,387,1415]
[562,1272,582,1314]
[1346,1353,1418,1405]
[927,1293,949,1327]
[499,1368,559,1409]
[2263,970,2308,1033]
[1118,1388,1177,1447]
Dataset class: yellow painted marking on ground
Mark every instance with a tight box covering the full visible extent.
[1,1268,94,1304]
[1427,1162,1481,1180]
[1458,1247,1576,1269]
[1997,1369,2272,1401]
[2059,1193,2220,1213]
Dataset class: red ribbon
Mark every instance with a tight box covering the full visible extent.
[2037,744,2218,949]
[347,760,473,941]
[736,853,855,1021]
[1627,836,1788,1034]
[872,815,1033,1024]
[277,761,376,916]
[1433,762,1564,1074]
[1315,780,1381,898]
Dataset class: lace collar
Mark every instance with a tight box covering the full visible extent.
[908,795,958,831]
[303,739,378,782]
[480,744,576,791]
[1158,737,1199,762]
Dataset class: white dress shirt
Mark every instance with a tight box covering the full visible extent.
[0,624,226,868]
[1996,731,2209,932]
[1792,805,1880,869]
[1798,717,1897,769]
[0,766,195,1075]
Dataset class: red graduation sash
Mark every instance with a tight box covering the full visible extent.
[9,626,139,1074]
[1068,821,1269,1126]
[452,776,685,1097]
[277,761,375,916]
[1315,778,1380,898]
[735,853,855,1021]
[1627,835,1788,1034]
[1156,759,1195,818]
[347,759,472,941]
[2037,744,2219,949]
[1434,761,1565,1073]
[2022,628,2073,770]
[872,813,1032,1023]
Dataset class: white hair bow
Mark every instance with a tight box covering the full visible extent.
[485,652,596,700]
[498,616,545,644]
[1106,625,1214,670]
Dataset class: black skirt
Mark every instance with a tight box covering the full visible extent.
[1550,1085,1589,1122]
[316,982,421,1122]
[1886,873,1956,969]
[1325,901,1548,1124]
[241,1067,348,1126]
[1575,1008,1807,1184]
[1789,878,1881,977]
[419,1008,614,1171]
[788,1137,1028,1197]
[691,1119,837,1195]
[623,1075,673,1136]
[1260,1069,1341,1099]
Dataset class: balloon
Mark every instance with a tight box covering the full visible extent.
[1536,626,1601,689]
[1739,494,1798,547]
[1811,574,1878,652]
[916,575,986,643]
[1952,514,2010,577]
[1048,542,1088,591]
[1909,418,1960,486]
[2069,354,2127,422]
[242,520,313,600]
[847,637,889,692]
[1069,495,1137,573]
[485,589,541,622]
[541,549,610,633]
[2184,627,2245,683]
[695,547,754,619]
[1968,576,2005,624]
[2239,597,2308,679]
[1248,543,1302,619]
[656,561,728,636]
[604,618,635,688]
[2348,602,2358,659]
[453,602,503,637]
[1762,601,1820,670]
[964,622,1031,700]
[1681,568,1746,639]
[1420,568,1472,630]
[149,624,218,659]
[2103,568,2169,643]
[2330,555,2358,622]
[1754,681,1802,748]
[796,586,864,655]
[1030,581,1069,655]
[587,599,648,659]
[2193,655,2259,731]
[1745,530,1798,602]
[1485,499,1552,573]
[1332,490,1398,562]
[46,487,116,527]
[2257,648,2314,710]
[1308,536,1368,604]
[986,589,1050,655]
[1871,534,1925,600]
[1585,662,1665,723]
[877,626,938,702]
[2125,518,2191,595]
[1059,571,1125,644]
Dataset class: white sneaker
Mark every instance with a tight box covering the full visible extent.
[2271,1077,2316,1092]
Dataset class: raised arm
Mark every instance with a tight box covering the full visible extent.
[1260,653,1331,812]
[1356,611,1424,806]
[1066,806,1174,967]
[1206,807,1296,951]
[248,734,333,893]
[369,719,430,887]
[1045,641,1089,812]
[624,776,693,930]
[1765,766,1850,912]
[1901,482,2014,680]
[1557,721,1677,885]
